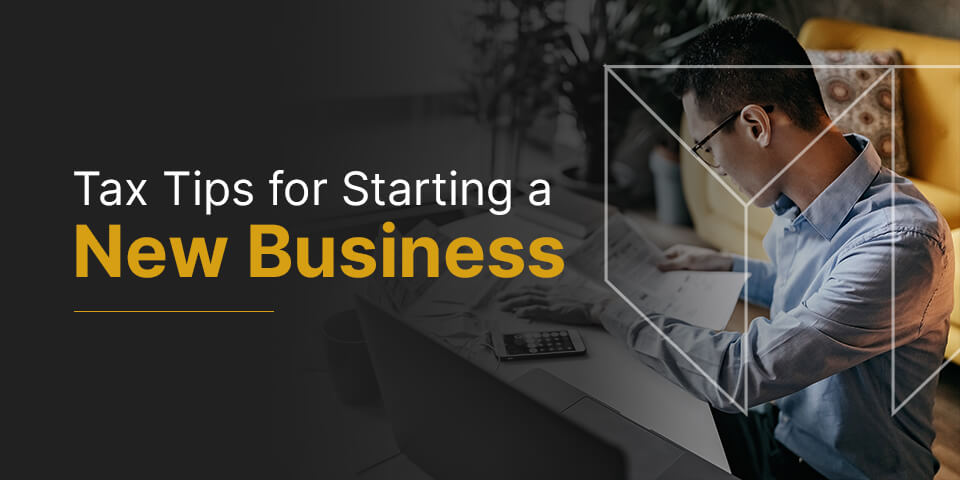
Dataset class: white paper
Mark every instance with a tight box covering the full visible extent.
[564,215,748,330]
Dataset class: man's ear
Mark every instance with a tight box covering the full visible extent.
[740,104,772,147]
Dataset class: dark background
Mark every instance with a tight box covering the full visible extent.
[19,1,371,478]
[13,1,959,479]
[18,1,500,478]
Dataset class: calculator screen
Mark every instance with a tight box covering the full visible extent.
[503,331,575,355]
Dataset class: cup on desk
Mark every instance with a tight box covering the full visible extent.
[320,309,381,406]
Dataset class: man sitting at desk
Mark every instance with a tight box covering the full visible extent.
[498,13,953,480]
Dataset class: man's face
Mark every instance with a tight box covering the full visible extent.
[682,93,782,207]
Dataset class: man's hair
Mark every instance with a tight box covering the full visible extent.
[671,13,827,131]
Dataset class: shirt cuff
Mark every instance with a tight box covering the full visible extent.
[592,296,644,340]
[730,254,750,273]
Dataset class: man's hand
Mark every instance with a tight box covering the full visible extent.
[657,245,734,272]
[496,284,601,325]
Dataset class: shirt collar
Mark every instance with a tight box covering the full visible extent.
[773,133,882,240]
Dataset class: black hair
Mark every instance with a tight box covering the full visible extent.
[671,13,827,131]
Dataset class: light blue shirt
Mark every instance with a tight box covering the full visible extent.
[599,134,953,479]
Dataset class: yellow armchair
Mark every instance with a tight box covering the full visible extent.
[679,18,960,364]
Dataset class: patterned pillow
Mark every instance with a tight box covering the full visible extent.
[806,50,908,175]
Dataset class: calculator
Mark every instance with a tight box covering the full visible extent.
[491,329,587,360]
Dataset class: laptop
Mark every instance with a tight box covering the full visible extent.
[355,297,735,480]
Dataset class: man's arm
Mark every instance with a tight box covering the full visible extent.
[596,230,945,412]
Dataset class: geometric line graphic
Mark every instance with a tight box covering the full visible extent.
[603,64,960,416]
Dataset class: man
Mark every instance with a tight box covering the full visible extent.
[498,13,953,480]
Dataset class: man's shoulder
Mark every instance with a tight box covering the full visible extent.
[838,171,949,253]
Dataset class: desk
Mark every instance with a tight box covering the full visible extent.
[489,308,729,470]
[417,213,731,471]
[326,211,739,478]
[409,287,728,474]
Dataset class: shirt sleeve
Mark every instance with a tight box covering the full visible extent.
[596,229,946,413]
[730,255,776,308]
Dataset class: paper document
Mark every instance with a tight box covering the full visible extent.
[563,215,748,330]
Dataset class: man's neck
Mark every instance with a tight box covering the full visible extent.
[779,127,859,212]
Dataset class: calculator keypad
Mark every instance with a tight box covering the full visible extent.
[504,331,574,355]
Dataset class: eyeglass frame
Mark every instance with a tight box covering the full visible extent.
[690,104,774,167]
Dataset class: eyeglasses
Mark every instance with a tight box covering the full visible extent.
[691,104,774,168]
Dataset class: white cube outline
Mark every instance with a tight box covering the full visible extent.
[603,64,960,416]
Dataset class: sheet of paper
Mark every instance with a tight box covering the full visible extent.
[565,215,748,330]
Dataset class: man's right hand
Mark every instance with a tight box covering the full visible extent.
[657,245,734,272]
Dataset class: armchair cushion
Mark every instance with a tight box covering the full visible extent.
[807,49,909,175]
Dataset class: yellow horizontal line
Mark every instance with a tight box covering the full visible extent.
[74,310,275,313]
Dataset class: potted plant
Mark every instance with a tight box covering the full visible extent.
[465,0,774,202]
[462,0,567,182]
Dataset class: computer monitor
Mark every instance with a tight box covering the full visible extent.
[356,296,626,480]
